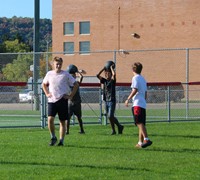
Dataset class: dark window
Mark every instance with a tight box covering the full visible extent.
[79,21,90,34]
[64,22,74,35]
[79,41,90,54]
[64,42,74,54]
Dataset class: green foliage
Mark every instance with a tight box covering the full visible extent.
[0,16,52,81]
[0,123,200,179]
[2,54,33,81]
[0,50,50,81]
[4,39,30,52]
[0,39,31,76]
[0,17,52,52]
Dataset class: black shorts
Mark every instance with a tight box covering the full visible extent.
[48,98,69,121]
[132,106,146,125]
[69,102,82,120]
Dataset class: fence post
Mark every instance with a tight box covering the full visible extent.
[167,86,171,122]
[40,88,46,129]
[100,87,107,125]
[44,91,47,127]
[99,88,103,124]
[186,48,189,119]
[103,111,108,125]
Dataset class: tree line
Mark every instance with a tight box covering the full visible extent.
[0,16,52,52]
[0,17,52,82]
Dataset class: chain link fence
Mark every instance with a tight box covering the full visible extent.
[0,48,200,128]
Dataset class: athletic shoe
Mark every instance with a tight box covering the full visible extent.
[57,141,64,146]
[135,143,142,148]
[118,125,124,134]
[49,137,57,146]
[141,140,152,148]
[111,131,116,135]
[79,131,85,134]
[66,131,69,135]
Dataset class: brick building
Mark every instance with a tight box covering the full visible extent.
[52,0,200,82]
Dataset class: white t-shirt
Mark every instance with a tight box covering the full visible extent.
[131,74,147,109]
[43,70,75,103]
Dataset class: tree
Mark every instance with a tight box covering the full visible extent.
[0,39,31,78]
[4,39,30,52]
[2,52,51,82]
[0,17,52,52]
[2,54,33,82]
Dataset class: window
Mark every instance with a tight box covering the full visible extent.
[79,41,90,54]
[79,21,90,34]
[64,22,74,35]
[64,42,74,54]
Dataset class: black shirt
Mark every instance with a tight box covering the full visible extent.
[70,85,81,105]
[100,78,116,102]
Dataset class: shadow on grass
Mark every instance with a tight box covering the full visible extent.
[67,143,200,154]
[151,133,200,139]
[66,144,134,151]
[0,160,151,172]
[145,147,200,153]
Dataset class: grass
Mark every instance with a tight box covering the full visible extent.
[1,108,200,123]
[0,122,200,179]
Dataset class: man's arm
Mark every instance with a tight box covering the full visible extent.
[42,83,52,98]
[77,71,83,84]
[125,88,138,107]
[96,67,105,80]
[110,65,116,80]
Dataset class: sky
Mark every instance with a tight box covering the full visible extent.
[0,0,52,19]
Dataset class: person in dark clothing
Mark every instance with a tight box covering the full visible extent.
[97,61,124,135]
[66,65,85,134]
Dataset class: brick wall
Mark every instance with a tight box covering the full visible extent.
[52,0,200,82]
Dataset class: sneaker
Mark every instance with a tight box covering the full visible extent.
[135,143,142,148]
[79,131,85,134]
[118,125,124,134]
[141,140,152,148]
[66,131,69,135]
[111,131,116,135]
[49,137,57,146]
[57,141,64,146]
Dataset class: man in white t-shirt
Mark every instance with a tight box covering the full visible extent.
[42,57,78,146]
[125,62,152,148]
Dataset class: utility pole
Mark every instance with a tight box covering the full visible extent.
[33,0,40,110]
[46,40,51,73]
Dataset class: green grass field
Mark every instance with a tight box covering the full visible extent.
[0,122,200,179]
[1,107,200,127]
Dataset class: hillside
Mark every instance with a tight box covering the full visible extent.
[0,16,52,52]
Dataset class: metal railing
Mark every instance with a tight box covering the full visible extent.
[1,48,200,128]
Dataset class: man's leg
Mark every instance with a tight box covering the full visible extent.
[137,123,146,142]
[77,117,85,133]
[66,119,70,134]
[60,120,66,140]
[137,123,152,148]
[57,120,66,146]
[48,116,55,134]
[109,117,116,134]
[48,116,57,146]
